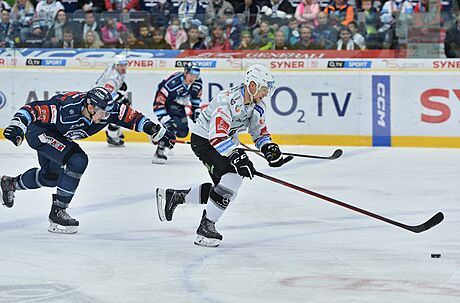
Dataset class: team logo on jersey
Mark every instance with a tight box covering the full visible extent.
[0,91,6,109]
[216,117,230,134]
[64,130,89,140]
[38,134,66,151]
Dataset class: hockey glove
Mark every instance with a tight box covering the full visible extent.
[261,143,283,167]
[149,124,175,149]
[3,118,26,146]
[229,149,255,179]
[191,107,201,123]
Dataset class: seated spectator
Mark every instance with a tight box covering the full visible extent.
[100,16,127,47]
[44,9,70,47]
[234,0,261,29]
[126,31,143,48]
[0,8,17,47]
[444,13,460,57]
[272,30,292,49]
[165,17,188,49]
[206,0,234,25]
[141,0,175,28]
[280,17,300,46]
[81,10,100,39]
[83,29,104,48]
[312,11,338,49]
[59,26,82,48]
[380,0,413,48]
[150,27,172,49]
[252,19,275,50]
[207,22,231,50]
[349,21,365,49]
[105,0,140,12]
[324,0,354,28]
[236,29,258,49]
[137,21,153,48]
[260,0,295,28]
[10,0,35,43]
[34,0,65,31]
[294,0,320,29]
[222,7,243,48]
[335,26,361,50]
[294,25,320,49]
[177,0,206,24]
[179,24,206,49]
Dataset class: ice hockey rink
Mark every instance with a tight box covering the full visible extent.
[0,140,458,303]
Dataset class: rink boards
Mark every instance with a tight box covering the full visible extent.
[0,56,459,148]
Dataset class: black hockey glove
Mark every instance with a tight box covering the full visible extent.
[229,149,255,179]
[147,123,175,149]
[3,118,26,146]
[261,143,283,167]
[191,107,201,123]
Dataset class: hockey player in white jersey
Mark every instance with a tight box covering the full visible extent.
[155,64,286,247]
[95,54,130,147]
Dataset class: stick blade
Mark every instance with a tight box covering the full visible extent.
[331,149,343,159]
[408,212,444,233]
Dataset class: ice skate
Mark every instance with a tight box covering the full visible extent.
[1,175,16,208]
[156,188,189,222]
[152,146,167,164]
[48,195,79,234]
[106,130,125,147]
[194,210,223,248]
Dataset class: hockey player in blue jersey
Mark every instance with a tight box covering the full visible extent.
[152,61,203,164]
[0,87,175,234]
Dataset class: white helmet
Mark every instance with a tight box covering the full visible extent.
[245,64,275,99]
[114,54,128,65]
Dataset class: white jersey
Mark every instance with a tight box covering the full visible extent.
[192,84,272,157]
[95,65,125,99]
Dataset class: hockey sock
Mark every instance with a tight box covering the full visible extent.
[206,173,243,223]
[55,152,88,208]
[185,183,212,204]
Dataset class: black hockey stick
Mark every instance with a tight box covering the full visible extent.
[244,147,343,160]
[254,171,444,233]
[240,143,294,165]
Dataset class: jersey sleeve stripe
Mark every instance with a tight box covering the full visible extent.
[17,109,33,125]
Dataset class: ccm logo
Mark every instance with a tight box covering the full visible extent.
[421,89,460,123]
[376,82,386,127]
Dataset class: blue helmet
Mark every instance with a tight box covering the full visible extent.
[86,87,114,111]
[184,62,200,76]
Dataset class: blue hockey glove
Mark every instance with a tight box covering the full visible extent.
[261,143,283,167]
[3,118,26,146]
[229,149,255,179]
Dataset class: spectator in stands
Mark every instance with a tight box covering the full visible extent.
[205,0,234,24]
[60,0,81,13]
[335,26,361,50]
[33,0,65,34]
[137,21,153,47]
[126,31,143,48]
[150,27,172,49]
[83,29,104,48]
[272,29,292,49]
[252,19,275,50]
[0,8,17,47]
[105,0,140,12]
[165,17,188,49]
[236,29,258,49]
[380,0,413,48]
[440,0,453,28]
[294,25,319,49]
[260,0,295,28]
[234,0,261,29]
[280,16,300,46]
[59,26,82,48]
[179,24,206,49]
[349,20,365,49]
[177,0,206,24]
[141,0,175,28]
[294,0,320,29]
[324,0,354,28]
[222,7,243,48]
[80,10,100,41]
[207,21,231,50]
[100,16,127,47]
[312,11,338,49]
[10,0,35,43]
[444,13,460,57]
[44,9,70,47]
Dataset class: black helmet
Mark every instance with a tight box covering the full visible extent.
[184,61,200,76]
[86,87,114,111]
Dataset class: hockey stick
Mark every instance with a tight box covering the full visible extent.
[254,171,444,233]
[240,143,294,165]
[244,147,343,160]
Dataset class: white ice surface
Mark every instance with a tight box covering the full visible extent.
[0,141,458,303]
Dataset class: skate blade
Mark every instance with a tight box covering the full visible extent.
[107,143,126,148]
[156,188,167,222]
[152,158,167,164]
[48,222,78,234]
[194,235,221,248]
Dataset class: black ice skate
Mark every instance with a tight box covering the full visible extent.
[152,146,167,164]
[194,210,223,248]
[106,130,125,147]
[156,188,189,222]
[1,175,17,208]
[48,195,79,234]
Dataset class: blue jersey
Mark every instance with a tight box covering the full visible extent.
[153,72,202,120]
[14,91,153,141]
